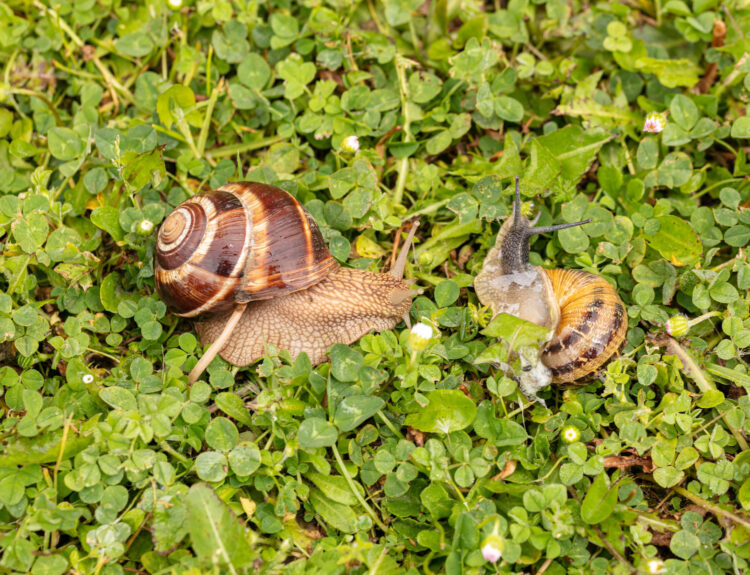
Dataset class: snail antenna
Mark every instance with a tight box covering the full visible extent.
[188,303,248,385]
[513,176,521,230]
[525,219,591,237]
[391,219,420,279]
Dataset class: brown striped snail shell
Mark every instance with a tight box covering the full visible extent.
[155,182,338,316]
[474,177,627,388]
[155,182,419,384]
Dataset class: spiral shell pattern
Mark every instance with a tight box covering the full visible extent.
[541,269,627,383]
[154,182,337,317]
[155,190,250,317]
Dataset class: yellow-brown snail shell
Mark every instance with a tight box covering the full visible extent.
[474,178,627,387]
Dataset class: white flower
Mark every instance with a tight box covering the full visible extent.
[646,559,666,574]
[167,0,183,8]
[481,535,504,563]
[643,112,667,134]
[341,135,360,154]
[411,322,433,340]
[408,322,433,351]
[138,219,154,235]
[82,374,94,384]
[561,425,581,443]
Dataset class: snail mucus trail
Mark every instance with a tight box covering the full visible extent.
[474,177,628,401]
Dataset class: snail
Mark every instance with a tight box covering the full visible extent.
[154,182,420,384]
[474,177,627,398]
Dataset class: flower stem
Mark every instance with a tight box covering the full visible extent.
[393,55,415,207]
[660,335,749,451]
[331,444,388,533]
[671,485,750,530]
[207,135,285,159]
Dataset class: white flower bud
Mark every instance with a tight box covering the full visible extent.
[643,112,667,133]
[646,559,666,574]
[481,535,504,563]
[137,219,154,235]
[408,322,433,352]
[341,135,360,154]
[665,315,689,338]
[561,425,581,443]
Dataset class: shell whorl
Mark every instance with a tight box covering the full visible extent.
[541,269,627,383]
[154,182,338,318]
[155,190,251,317]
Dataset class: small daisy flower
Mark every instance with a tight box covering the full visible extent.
[561,425,581,444]
[82,374,94,384]
[408,322,433,352]
[643,112,667,134]
[341,135,360,154]
[646,558,666,574]
[137,219,154,235]
[480,534,504,563]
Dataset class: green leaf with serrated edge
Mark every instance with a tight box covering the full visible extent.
[739,476,750,510]
[156,85,196,129]
[481,313,551,348]
[185,483,254,567]
[228,444,261,476]
[152,497,188,553]
[214,392,253,426]
[653,466,684,488]
[298,418,338,448]
[670,530,700,559]
[536,125,610,183]
[306,472,362,505]
[122,148,165,190]
[99,386,137,411]
[47,127,84,160]
[90,206,125,242]
[0,428,93,466]
[329,344,363,382]
[205,417,239,451]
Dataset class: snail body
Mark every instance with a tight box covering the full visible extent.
[155,182,419,383]
[474,178,627,389]
[195,267,412,366]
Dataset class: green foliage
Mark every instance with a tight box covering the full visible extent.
[1,1,750,574]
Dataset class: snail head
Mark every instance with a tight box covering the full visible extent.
[496,176,591,274]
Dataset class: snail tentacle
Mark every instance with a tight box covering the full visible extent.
[391,219,420,279]
[188,303,247,385]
